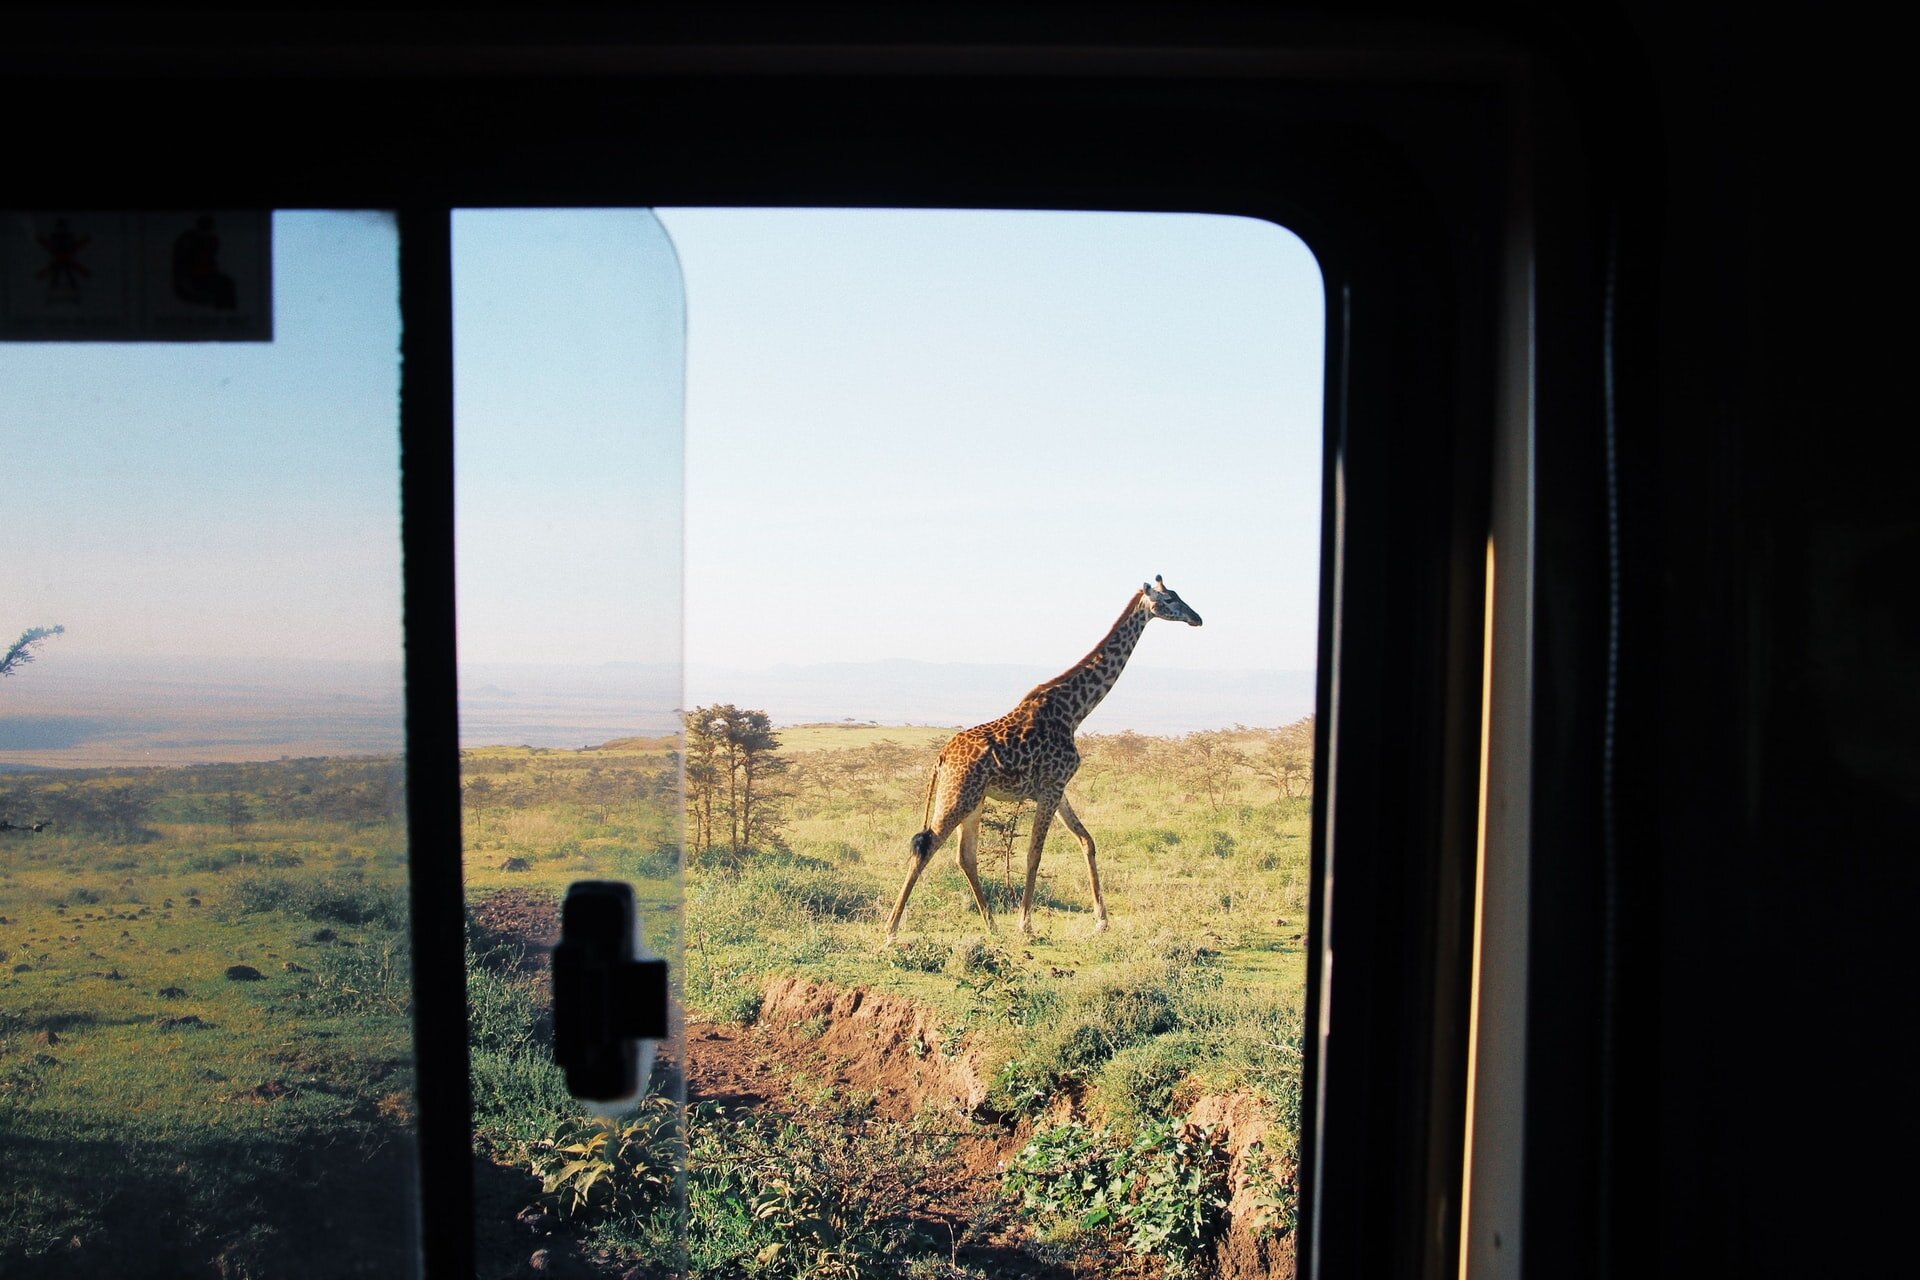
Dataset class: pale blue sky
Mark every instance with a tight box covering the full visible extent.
[3,211,404,664]
[453,210,684,672]
[661,208,1325,675]
[5,208,1324,707]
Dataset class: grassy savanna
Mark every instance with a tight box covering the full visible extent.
[0,719,1309,1278]
[691,721,1311,1124]
[0,757,418,1276]
[457,718,1311,1277]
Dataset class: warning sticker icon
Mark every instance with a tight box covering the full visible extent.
[4,210,135,338]
[141,210,270,338]
[2,209,271,342]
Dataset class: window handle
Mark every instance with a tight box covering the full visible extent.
[551,880,668,1103]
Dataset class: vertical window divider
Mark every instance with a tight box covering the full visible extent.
[398,204,477,1280]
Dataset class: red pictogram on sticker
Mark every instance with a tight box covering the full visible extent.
[34,217,92,300]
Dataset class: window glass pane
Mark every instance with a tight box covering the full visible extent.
[0,211,417,1276]
[675,208,1320,1279]
[452,210,687,1275]
[446,207,1320,1280]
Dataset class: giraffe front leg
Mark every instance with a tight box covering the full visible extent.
[1056,794,1108,933]
[1018,791,1061,936]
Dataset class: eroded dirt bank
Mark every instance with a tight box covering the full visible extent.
[744,976,1295,1280]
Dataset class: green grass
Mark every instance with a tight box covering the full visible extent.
[681,726,1310,1112]
[2,722,1309,1275]
[0,759,419,1273]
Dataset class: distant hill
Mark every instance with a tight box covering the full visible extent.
[0,656,1314,766]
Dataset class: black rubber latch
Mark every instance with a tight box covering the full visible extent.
[551,880,669,1102]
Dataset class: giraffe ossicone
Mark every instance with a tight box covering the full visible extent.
[884,577,1203,944]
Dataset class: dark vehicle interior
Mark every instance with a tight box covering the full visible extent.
[5,4,1908,1276]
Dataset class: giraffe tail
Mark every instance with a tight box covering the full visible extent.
[910,760,940,859]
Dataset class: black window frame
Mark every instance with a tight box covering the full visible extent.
[8,18,1618,1278]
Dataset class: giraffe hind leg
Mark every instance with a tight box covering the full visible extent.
[885,776,980,943]
[955,811,993,932]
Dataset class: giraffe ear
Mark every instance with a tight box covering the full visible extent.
[1142,582,1153,594]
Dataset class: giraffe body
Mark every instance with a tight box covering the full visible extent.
[885,577,1202,942]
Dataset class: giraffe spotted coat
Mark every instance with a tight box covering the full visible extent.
[885,577,1203,941]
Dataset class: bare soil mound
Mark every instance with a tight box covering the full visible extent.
[735,976,1296,1278]
[757,975,996,1118]
[1188,1092,1298,1280]
[469,888,560,970]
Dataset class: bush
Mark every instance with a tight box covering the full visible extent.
[885,940,947,974]
[945,935,1008,978]
[1093,1031,1209,1127]
[676,1103,932,1279]
[227,871,407,928]
[986,946,1223,1116]
[713,985,763,1026]
[746,859,872,923]
[297,936,412,1017]
[1007,1117,1230,1268]
[622,847,679,881]
[529,1099,679,1223]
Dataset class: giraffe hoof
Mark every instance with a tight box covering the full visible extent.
[1092,917,1110,935]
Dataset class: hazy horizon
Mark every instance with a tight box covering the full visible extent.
[0,653,1314,769]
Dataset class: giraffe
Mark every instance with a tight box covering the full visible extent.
[884,576,1203,943]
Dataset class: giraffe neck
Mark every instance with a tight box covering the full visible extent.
[1039,591,1151,731]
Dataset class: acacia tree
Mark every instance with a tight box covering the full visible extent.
[1257,715,1316,799]
[1181,730,1249,811]
[1,626,65,831]
[684,704,789,859]
[1,625,64,679]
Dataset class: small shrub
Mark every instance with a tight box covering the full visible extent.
[623,848,678,880]
[715,986,763,1026]
[529,1100,679,1222]
[1093,1032,1208,1127]
[298,937,411,1016]
[988,1057,1058,1117]
[1007,1117,1230,1268]
[747,859,872,923]
[66,886,103,905]
[227,871,406,928]
[677,1102,929,1279]
[945,935,1008,978]
[885,940,946,974]
[1241,1138,1298,1241]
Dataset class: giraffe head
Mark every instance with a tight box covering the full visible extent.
[1142,575,1203,626]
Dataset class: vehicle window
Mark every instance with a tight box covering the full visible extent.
[452,210,688,1274]
[450,207,1323,1278]
[0,211,417,1277]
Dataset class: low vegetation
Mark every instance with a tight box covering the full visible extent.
[0,715,1310,1276]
